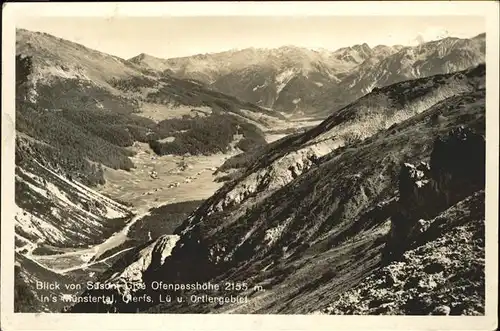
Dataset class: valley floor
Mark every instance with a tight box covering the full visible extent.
[98,142,229,209]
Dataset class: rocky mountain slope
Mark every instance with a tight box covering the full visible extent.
[130,44,393,116]
[311,33,486,117]
[130,34,485,118]
[15,145,132,249]
[14,253,82,313]
[69,64,486,314]
[214,64,484,188]
[322,190,485,315]
[321,124,486,315]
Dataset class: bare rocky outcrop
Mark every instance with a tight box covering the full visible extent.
[322,127,486,316]
[106,234,179,296]
[70,234,180,313]
[209,144,332,214]
[322,190,485,315]
[388,126,485,257]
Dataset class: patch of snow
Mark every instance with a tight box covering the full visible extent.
[158,136,176,143]
[16,162,131,247]
[14,205,67,244]
[104,206,126,219]
[210,140,336,213]
[50,207,61,218]
[275,68,297,95]
[264,218,292,247]
[17,166,45,183]
[79,252,95,263]
[252,82,267,91]
[322,69,342,82]
[41,65,92,82]
[411,66,422,77]
[160,235,180,264]
[16,174,49,198]
[362,81,378,94]
[45,181,101,220]
[314,82,324,87]
[35,161,129,217]
[292,98,302,105]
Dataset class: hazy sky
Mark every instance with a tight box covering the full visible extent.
[17,16,485,60]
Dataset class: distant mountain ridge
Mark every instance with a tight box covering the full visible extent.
[313,34,486,115]
[129,33,485,117]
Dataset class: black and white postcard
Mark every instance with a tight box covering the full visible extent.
[1,2,499,330]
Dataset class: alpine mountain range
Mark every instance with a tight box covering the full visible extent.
[14,28,487,315]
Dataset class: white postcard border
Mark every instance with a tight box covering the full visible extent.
[2,2,498,330]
